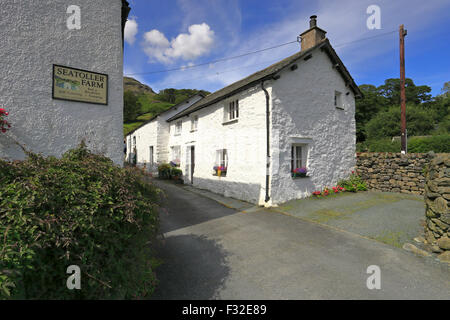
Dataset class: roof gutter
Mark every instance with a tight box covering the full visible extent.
[261,80,271,203]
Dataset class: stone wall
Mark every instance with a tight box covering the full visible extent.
[423,154,450,259]
[356,152,434,195]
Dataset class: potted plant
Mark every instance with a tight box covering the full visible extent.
[292,167,307,178]
[171,168,183,183]
[213,166,227,177]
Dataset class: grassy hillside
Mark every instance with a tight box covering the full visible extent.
[124,76,156,95]
[123,77,210,136]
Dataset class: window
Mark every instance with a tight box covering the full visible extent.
[171,146,181,166]
[175,121,182,135]
[291,144,308,177]
[191,115,198,131]
[228,100,239,121]
[213,149,228,177]
[334,91,343,109]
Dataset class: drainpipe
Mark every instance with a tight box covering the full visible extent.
[261,80,270,203]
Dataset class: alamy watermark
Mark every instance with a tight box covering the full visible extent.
[366,5,381,30]
[67,5,81,30]
[366,265,381,290]
[66,265,81,290]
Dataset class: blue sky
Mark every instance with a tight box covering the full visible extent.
[123,0,450,96]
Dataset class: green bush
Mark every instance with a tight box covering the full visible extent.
[407,135,450,153]
[365,104,435,140]
[0,143,161,299]
[170,168,183,178]
[357,135,450,153]
[337,172,367,192]
[157,163,172,179]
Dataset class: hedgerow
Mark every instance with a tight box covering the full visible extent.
[0,143,161,299]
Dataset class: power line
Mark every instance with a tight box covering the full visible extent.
[125,40,298,76]
[126,29,397,79]
[150,58,284,88]
[333,30,396,48]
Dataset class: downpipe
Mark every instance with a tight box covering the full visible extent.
[261,80,270,203]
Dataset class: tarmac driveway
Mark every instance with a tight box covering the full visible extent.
[151,180,450,300]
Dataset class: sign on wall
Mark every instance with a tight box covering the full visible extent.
[52,65,108,105]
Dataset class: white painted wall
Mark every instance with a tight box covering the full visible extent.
[168,86,269,204]
[167,46,356,206]
[270,47,356,205]
[0,0,124,165]
[126,94,203,170]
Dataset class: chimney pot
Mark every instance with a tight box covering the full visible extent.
[310,15,317,28]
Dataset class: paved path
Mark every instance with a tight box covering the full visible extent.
[151,180,450,300]
[275,191,425,248]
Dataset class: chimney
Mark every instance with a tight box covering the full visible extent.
[300,15,327,51]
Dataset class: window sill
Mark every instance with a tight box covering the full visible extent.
[190,129,197,133]
[222,119,238,125]
[174,133,181,136]
[335,106,345,110]
[292,175,310,179]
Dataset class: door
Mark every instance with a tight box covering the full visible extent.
[149,146,154,169]
[190,146,195,184]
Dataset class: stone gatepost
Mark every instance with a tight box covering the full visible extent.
[423,153,450,263]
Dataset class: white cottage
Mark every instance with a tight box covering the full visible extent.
[133,16,362,206]
[126,93,205,170]
[166,16,361,206]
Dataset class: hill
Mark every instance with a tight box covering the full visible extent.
[124,76,156,96]
[123,77,210,136]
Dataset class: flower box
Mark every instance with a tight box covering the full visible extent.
[213,166,227,177]
[292,167,307,178]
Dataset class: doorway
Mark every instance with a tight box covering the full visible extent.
[190,146,195,184]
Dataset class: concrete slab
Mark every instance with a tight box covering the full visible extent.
[274,191,425,248]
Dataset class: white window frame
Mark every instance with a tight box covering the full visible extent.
[226,99,239,122]
[291,144,308,173]
[214,149,228,177]
[175,121,182,135]
[335,90,344,109]
[171,145,181,166]
[191,115,198,132]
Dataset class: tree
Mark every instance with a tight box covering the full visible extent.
[123,90,141,122]
[440,81,450,97]
[355,84,389,141]
[365,104,435,140]
[378,78,432,105]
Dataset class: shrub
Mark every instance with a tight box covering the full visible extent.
[170,168,183,179]
[158,163,172,179]
[408,135,450,153]
[365,104,435,140]
[357,135,450,153]
[337,172,367,192]
[0,143,161,299]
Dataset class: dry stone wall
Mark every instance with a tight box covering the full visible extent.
[356,152,434,195]
[423,153,450,260]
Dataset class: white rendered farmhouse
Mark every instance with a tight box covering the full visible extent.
[0,1,130,165]
[130,16,361,206]
[126,93,204,169]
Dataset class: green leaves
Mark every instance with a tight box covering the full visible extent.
[0,143,160,299]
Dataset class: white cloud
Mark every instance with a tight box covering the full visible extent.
[142,23,215,64]
[124,18,138,45]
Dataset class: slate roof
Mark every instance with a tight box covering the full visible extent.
[167,38,361,122]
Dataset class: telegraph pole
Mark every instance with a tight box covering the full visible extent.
[399,24,407,153]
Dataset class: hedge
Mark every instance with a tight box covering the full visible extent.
[357,135,450,153]
[0,143,161,299]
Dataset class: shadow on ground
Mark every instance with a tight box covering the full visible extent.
[151,234,230,300]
